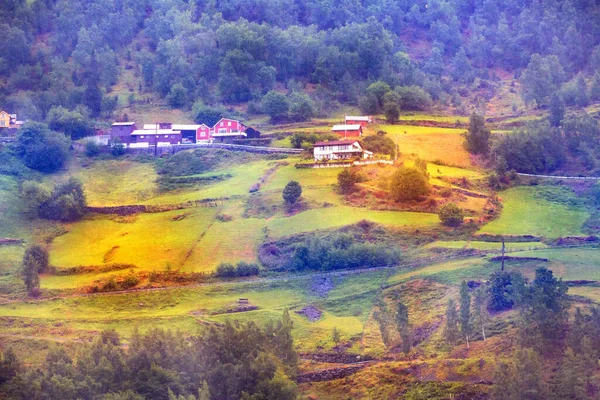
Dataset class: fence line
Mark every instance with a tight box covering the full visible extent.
[176,143,302,154]
[517,173,600,181]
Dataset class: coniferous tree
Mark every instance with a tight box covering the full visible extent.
[282,181,302,206]
[22,254,40,296]
[514,348,547,400]
[197,382,210,400]
[553,348,588,400]
[490,361,518,400]
[332,327,340,346]
[84,52,103,117]
[567,307,586,354]
[444,298,460,345]
[549,93,565,127]
[472,286,489,342]
[464,113,490,155]
[395,302,411,355]
[459,281,472,348]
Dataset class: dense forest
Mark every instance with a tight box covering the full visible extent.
[2,0,600,123]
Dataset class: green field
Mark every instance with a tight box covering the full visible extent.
[0,269,389,351]
[479,187,589,238]
[55,159,158,206]
[181,217,266,272]
[267,206,439,237]
[142,160,273,205]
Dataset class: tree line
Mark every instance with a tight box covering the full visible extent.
[2,0,600,124]
[0,312,298,400]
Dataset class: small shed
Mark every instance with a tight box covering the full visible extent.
[331,124,363,138]
[345,116,372,127]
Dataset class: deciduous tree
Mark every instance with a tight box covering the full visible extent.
[389,167,430,202]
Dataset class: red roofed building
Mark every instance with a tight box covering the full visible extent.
[345,116,372,127]
[195,124,212,142]
[331,124,362,138]
[313,140,373,161]
[211,118,247,142]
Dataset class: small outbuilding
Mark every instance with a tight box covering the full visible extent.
[345,116,372,127]
[331,124,363,138]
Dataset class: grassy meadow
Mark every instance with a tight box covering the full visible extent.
[376,124,472,167]
[479,186,589,238]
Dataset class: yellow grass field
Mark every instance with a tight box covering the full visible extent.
[50,207,218,271]
[376,124,471,167]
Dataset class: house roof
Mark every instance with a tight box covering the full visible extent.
[131,129,181,136]
[112,122,136,126]
[345,116,370,121]
[332,124,362,131]
[0,111,9,116]
[213,117,243,127]
[314,140,360,147]
[172,124,206,130]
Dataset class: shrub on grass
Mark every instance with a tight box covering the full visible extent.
[236,262,260,277]
[111,138,125,156]
[439,203,464,227]
[337,168,358,194]
[215,261,260,278]
[215,263,236,278]
[361,135,395,156]
[84,141,100,157]
[121,272,140,289]
[216,214,233,222]
[283,181,302,205]
[389,167,430,202]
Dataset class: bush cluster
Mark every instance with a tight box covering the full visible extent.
[21,178,87,221]
[215,261,260,278]
[287,234,400,272]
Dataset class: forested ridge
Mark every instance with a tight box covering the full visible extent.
[2,0,600,122]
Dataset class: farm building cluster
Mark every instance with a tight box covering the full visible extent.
[0,110,24,133]
[109,118,249,148]
[313,115,374,161]
[330,116,372,139]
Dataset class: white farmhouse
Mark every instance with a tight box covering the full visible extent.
[313,140,373,161]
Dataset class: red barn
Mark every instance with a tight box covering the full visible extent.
[211,118,247,142]
[195,124,212,142]
[345,116,372,128]
[332,124,363,138]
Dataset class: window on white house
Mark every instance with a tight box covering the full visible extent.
[228,122,232,127]
[140,135,145,138]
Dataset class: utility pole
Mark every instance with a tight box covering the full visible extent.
[154,122,158,157]
[501,238,505,272]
